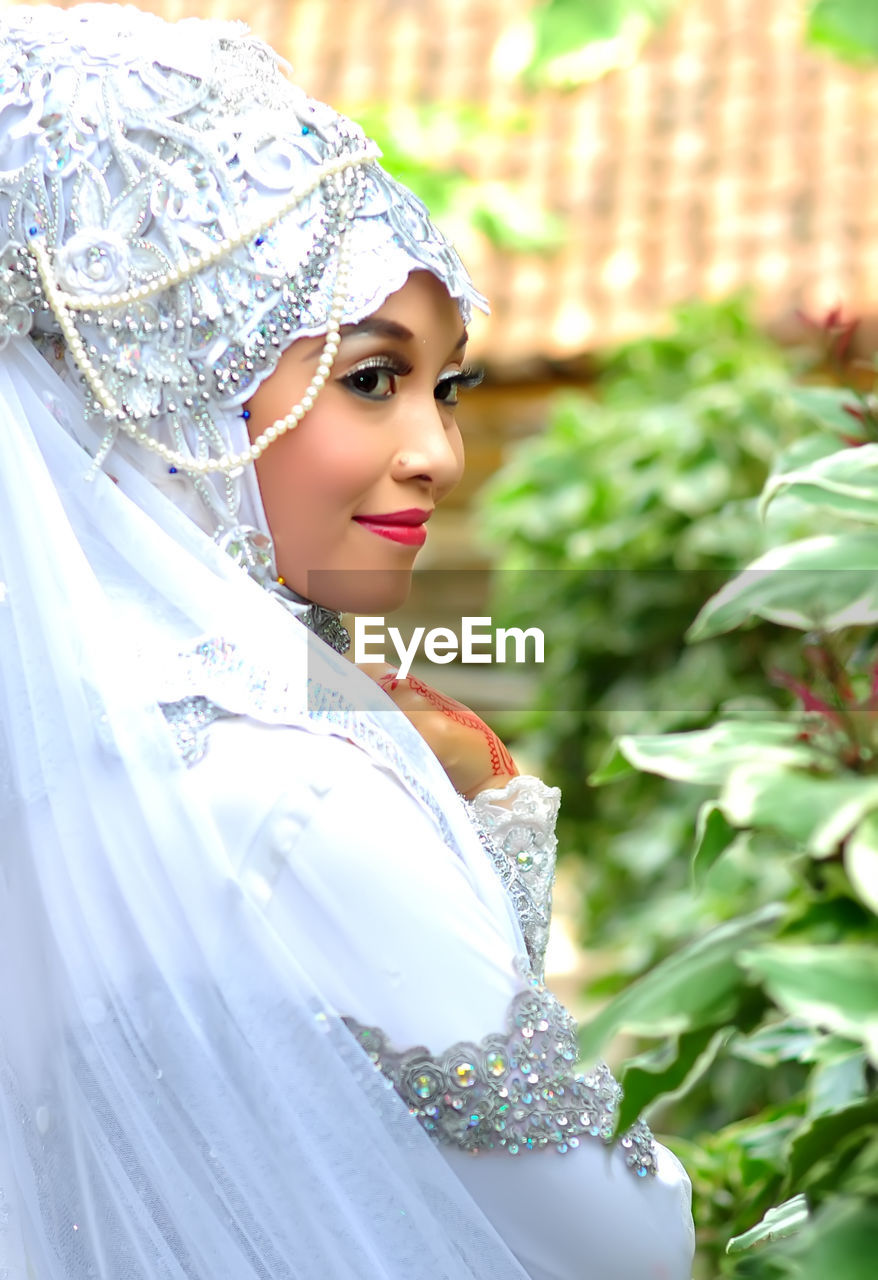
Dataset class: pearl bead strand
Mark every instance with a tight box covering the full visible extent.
[227,230,352,469]
[28,208,355,477]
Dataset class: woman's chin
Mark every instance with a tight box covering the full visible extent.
[301,568,414,616]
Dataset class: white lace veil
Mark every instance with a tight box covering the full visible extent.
[0,7,528,1278]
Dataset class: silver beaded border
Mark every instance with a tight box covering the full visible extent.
[25,148,374,476]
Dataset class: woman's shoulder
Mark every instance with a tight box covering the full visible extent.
[182,712,456,862]
[185,711,383,805]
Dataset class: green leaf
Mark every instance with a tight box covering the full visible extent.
[692,801,738,884]
[469,184,564,252]
[726,1193,810,1254]
[800,1126,878,1207]
[616,1024,732,1131]
[782,1197,878,1280]
[836,1130,878,1199]
[740,944,878,1063]
[732,1019,853,1068]
[807,1050,868,1118]
[601,721,815,787]
[719,765,878,857]
[578,905,783,1059]
[763,443,878,524]
[526,0,676,86]
[844,812,878,914]
[588,741,639,784]
[770,432,847,478]
[689,532,878,639]
[808,0,878,62]
[353,104,564,252]
[532,0,627,55]
[787,385,869,435]
[789,1096,878,1190]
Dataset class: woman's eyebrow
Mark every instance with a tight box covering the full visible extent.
[339,318,414,342]
[337,320,469,349]
[301,318,468,360]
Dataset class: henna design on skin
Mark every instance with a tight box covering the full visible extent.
[378,671,517,778]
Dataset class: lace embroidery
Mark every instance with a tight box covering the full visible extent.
[159,695,236,766]
[467,777,560,981]
[345,982,657,1175]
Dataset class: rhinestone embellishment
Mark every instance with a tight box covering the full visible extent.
[345,983,658,1175]
[159,695,236,766]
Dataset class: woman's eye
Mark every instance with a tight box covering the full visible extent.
[435,366,485,406]
[343,366,398,399]
[434,379,461,407]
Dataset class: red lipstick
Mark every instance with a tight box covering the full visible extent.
[353,509,431,547]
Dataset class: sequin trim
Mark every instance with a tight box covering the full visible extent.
[345,983,657,1175]
[159,695,236,765]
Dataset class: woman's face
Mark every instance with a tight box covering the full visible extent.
[245,271,472,614]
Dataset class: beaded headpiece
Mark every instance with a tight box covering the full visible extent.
[0,3,486,541]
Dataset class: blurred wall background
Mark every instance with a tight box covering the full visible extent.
[20,0,878,362]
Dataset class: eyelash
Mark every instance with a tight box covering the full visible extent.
[436,366,484,405]
[340,355,412,400]
[340,358,484,405]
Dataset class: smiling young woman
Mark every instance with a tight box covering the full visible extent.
[0,8,694,1280]
[246,271,469,614]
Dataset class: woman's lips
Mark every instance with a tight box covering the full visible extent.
[353,509,431,547]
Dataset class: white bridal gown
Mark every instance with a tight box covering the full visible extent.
[0,333,691,1280]
[177,703,696,1280]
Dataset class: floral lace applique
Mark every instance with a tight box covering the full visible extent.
[467,777,560,980]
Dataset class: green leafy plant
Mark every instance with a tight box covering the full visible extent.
[589,354,878,1272]
[479,303,878,1275]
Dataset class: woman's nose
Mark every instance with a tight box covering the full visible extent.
[392,398,463,494]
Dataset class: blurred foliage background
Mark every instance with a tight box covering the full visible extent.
[480,298,878,1278]
[520,0,878,83]
[471,3,878,1278]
